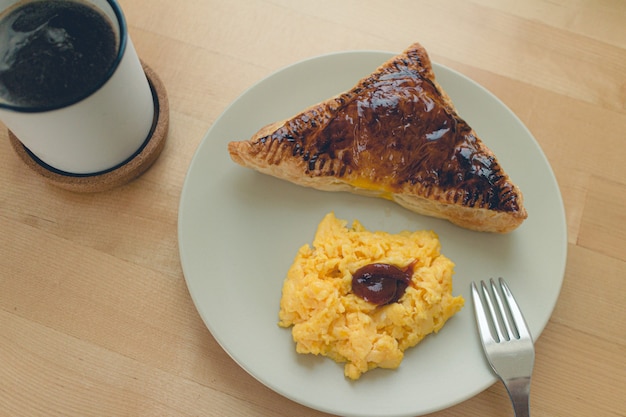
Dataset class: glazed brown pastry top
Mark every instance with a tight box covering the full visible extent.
[229,43,527,231]
[248,45,523,214]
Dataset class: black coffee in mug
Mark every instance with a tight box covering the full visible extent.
[0,0,118,109]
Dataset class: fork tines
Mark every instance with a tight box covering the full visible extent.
[471,278,533,344]
[472,278,530,342]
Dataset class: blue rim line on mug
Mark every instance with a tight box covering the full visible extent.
[0,0,127,113]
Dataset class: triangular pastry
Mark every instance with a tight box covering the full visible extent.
[228,43,527,232]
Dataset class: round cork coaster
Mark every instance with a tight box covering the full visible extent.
[8,62,169,193]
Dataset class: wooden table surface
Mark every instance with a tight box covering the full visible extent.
[1,1,625,416]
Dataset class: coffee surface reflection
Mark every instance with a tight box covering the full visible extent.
[0,0,118,109]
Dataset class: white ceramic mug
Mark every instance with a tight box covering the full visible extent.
[0,0,154,175]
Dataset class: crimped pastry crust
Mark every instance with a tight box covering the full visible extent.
[228,42,527,232]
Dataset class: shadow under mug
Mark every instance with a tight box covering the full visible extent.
[0,0,154,175]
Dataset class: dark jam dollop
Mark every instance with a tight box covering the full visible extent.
[351,263,414,305]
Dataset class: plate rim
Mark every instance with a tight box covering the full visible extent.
[178,49,567,417]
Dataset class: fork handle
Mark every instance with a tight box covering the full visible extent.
[503,377,531,417]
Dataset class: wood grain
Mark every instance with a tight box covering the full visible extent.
[1,0,624,416]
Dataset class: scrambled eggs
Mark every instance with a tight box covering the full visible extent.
[278,212,464,380]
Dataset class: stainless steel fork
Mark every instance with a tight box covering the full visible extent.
[471,278,535,417]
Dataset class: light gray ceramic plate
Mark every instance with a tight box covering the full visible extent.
[178,51,567,417]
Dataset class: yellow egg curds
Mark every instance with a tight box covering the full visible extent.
[278,212,464,380]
